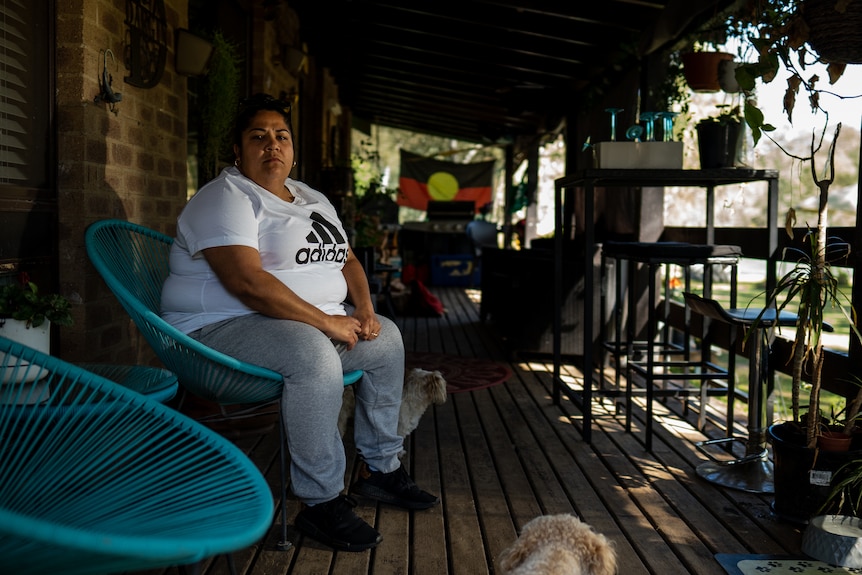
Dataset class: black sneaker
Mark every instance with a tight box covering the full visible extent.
[350,461,440,510]
[294,495,382,552]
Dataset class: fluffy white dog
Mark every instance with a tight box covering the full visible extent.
[338,367,447,439]
[498,514,617,575]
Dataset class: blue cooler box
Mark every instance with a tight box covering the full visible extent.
[430,254,477,286]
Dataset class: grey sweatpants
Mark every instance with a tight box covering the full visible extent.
[191,306,405,505]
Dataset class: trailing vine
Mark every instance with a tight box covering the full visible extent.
[198,31,242,183]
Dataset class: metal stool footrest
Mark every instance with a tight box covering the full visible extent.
[695,437,768,466]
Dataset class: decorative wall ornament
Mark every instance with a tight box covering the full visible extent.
[94,49,123,113]
[123,0,167,88]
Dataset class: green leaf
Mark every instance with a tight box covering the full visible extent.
[744,101,767,146]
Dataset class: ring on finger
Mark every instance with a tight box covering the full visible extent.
[371,331,379,336]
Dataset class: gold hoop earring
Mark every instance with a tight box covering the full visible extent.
[292,161,297,167]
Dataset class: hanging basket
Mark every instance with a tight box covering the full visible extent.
[681,52,734,93]
[803,0,862,64]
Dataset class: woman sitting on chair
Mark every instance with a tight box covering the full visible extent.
[161,93,438,552]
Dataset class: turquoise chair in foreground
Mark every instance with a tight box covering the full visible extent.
[85,219,363,550]
[0,336,274,575]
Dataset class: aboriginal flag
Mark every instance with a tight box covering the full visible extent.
[398,150,495,212]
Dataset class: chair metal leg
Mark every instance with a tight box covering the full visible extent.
[645,262,658,452]
[179,554,238,575]
[624,258,635,433]
[227,553,238,575]
[278,418,294,551]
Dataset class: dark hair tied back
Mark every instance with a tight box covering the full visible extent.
[233,93,293,146]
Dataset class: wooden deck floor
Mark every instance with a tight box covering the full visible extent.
[131,286,803,575]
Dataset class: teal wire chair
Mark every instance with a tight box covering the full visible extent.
[0,336,274,575]
[85,219,363,549]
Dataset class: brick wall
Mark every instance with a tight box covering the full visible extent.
[56,0,189,364]
[53,0,349,367]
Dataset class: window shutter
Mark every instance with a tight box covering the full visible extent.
[0,1,50,187]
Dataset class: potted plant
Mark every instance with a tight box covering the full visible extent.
[196,31,242,184]
[818,404,859,452]
[709,0,862,521]
[682,51,735,92]
[760,123,862,523]
[681,44,736,93]
[727,0,857,146]
[0,272,73,330]
[1,272,73,390]
[695,104,743,168]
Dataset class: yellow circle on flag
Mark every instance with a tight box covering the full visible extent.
[427,171,459,201]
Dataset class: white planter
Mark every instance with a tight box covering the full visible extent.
[0,318,51,402]
[718,59,740,93]
[802,515,862,568]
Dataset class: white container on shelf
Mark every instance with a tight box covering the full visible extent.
[595,141,683,169]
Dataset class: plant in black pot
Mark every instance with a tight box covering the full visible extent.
[761,126,862,524]
[695,104,742,169]
[727,0,858,147]
[716,0,862,525]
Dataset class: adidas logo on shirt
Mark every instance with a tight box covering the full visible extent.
[295,211,349,264]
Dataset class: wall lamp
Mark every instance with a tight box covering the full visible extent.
[175,29,213,76]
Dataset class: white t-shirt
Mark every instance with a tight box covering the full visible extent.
[161,166,349,334]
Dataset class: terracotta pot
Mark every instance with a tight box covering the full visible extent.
[681,52,734,93]
[819,429,852,452]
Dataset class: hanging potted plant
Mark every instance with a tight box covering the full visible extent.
[681,45,735,93]
[196,31,242,184]
[728,0,857,146]
[802,0,862,65]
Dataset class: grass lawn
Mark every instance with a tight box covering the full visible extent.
[665,261,856,423]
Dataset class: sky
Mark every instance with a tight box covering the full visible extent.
[743,58,862,138]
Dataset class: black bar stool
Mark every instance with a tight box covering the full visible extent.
[683,292,832,494]
[600,241,742,451]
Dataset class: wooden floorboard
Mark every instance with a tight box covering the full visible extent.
[126,285,804,575]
